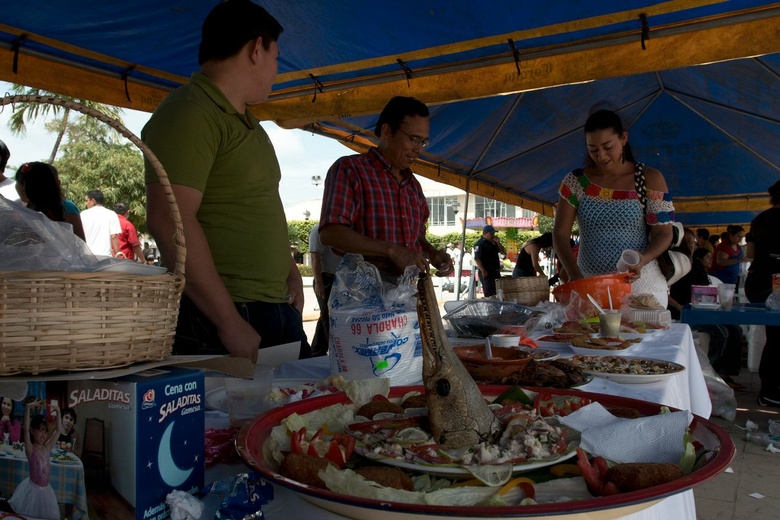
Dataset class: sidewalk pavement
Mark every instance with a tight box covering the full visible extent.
[300,280,780,519]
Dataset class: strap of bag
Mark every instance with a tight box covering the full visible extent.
[633,162,648,215]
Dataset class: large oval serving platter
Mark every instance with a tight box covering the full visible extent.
[236,386,734,520]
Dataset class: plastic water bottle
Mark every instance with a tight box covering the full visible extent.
[745,431,780,447]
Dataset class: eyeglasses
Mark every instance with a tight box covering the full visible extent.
[397,128,429,148]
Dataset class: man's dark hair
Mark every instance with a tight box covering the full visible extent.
[61,407,77,423]
[87,190,105,205]
[198,0,283,65]
[114,202,129,215]
[0,139,9,171]
[769,180,780,206]
[374,96,429,137]
[696,228,710,240]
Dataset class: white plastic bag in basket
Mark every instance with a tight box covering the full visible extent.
[0,195,100,271]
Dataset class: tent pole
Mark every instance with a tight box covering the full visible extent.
[455,178,473,301]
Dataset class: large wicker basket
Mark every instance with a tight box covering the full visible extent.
[0,95,185,376]
[497,276,550,306]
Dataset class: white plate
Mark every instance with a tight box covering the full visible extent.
[617,332,648,341]
[691,302,720,310]
[570,343,638,357]
[575,357,686,384]
[93,260,168,275]
[529,334,579,351]
[205,387,229,411]
[51,453,80,464]
[205,378,327,412]
[517,346,559,361]
[354,445,577,478]
[585,370,683,384]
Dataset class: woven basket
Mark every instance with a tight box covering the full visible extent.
[0,95,185,375]
[497,276,550,306]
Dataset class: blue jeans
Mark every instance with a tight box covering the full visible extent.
[173,295,311,359]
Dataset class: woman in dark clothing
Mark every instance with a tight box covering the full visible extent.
[512,232,553,278]
[745,180,780,408]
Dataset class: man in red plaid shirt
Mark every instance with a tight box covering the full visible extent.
[319,96,453,279]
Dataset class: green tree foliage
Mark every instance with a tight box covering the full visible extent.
[6,84,124,164]
[54,116,147,234]
[537,214,578,235]
[288,219,317,254]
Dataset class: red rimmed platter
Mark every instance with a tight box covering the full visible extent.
[236,386,734,520]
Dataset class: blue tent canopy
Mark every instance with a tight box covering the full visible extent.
[1,0,778,225]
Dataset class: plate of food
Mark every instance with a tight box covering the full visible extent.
[569,336,642,357]
[568,356,686,384]
[351,396,579,479]
[553,321,599,335]
[51,451,80,464]
[517,346,559,361]
[205,378,340,412]
[236,385,733,520]
[531,333,586,350]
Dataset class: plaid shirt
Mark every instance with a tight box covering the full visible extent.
[320,147,429,254]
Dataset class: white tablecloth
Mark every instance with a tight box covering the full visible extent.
[208,323,710,520]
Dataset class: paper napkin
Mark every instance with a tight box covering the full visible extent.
[561,402,692,463]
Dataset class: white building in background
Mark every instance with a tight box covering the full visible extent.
[283,176,536,234]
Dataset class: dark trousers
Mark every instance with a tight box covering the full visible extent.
[745,274,780,397]
[478,269,501,298]
[310,272,335,357]
[173,294,311,359]
[702,324,743,377]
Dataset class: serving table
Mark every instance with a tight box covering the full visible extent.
[0,452,88,519]
[681,302,780,327]
[206,323,711,519]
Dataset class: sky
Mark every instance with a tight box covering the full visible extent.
[0,80,353,208]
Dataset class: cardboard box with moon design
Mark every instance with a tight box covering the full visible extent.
[0,367,205,520]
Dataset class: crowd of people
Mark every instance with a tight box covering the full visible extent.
[1,140,158,265]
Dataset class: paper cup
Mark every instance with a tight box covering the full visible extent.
[616,250,640,273]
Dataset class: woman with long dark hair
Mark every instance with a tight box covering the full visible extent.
[553,109,674,306]
[14,162,86,241]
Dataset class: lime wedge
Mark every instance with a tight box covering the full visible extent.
[491,386,533,406]
[464,463,514,487]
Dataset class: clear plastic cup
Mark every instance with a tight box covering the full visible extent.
[599,311,622,338]
[224,364,274,427]
[615,250,641,273]
[718,283,736,310]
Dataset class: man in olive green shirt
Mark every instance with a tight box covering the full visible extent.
[143,0,309,361]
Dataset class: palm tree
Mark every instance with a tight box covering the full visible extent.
[5,84,125,163]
